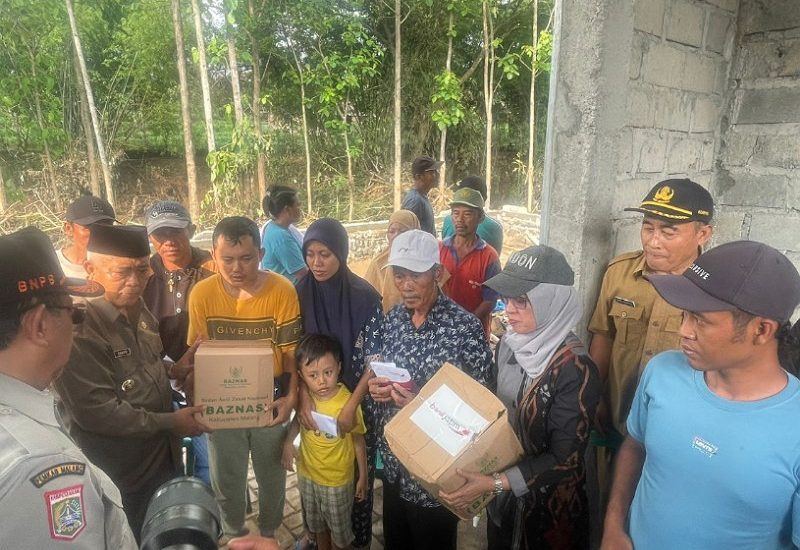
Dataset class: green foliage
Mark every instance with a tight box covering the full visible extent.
[0,0,555,219]
[431,71,464,131]
[203,118,270,219]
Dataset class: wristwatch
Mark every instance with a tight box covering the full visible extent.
[492,473,504,495]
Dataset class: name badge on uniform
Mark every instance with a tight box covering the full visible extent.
[121,379,135,392]
[613,296,636,308]
[114,348,131,358]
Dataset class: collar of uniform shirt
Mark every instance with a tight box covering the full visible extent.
[0,372,60,427]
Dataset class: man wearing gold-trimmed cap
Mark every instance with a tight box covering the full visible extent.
[587,179,713,478]
[53,224,209,543]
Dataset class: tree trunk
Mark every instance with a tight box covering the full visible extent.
[438,11,454,193]
[299,78,312,213]
[190,0,216,153]
[171,0,199,219]
[392,0,402,210]
[72,47,100,196]
[344,128,354,221]
[482,0,495,208]
[30,81,60,209]
[287,33,313,213]
[526,0,539,212]
[0,165,7,214]
[227,31,244,126]
[65,0,115,206]
[248,0,265,200]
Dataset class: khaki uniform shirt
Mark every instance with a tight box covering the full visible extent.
[0,373,136,549]
[588,251,683,435]
[54,298,177,495]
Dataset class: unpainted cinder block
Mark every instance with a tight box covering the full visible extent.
[666,0,705,48]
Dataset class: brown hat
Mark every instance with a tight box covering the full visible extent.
[411,156,444,176]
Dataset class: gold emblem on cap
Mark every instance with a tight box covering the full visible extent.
[121,379,135,392]
[653,185,674,203]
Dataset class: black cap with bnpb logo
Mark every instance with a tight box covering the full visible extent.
[649,240,800,323]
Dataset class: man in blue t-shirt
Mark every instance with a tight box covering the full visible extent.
[601,240,800,550]
[402,156,442,237]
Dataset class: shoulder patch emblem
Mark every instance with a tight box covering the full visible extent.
[45,485,86,540]
[30,462,86,488]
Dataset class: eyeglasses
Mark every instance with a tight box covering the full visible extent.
[47,305,87,325]
[501,296,530,309]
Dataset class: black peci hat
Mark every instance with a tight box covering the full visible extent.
[0,227,104,306]
[88,224,151,258]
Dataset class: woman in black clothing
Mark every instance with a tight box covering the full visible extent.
[440,245,600,550]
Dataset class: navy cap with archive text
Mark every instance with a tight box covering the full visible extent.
[649,240,800,323]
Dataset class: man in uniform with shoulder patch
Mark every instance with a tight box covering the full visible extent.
[588,179,714,465]
[54,224,209,542]
[0,227,136,548]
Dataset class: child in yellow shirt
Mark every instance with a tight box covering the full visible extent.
[282,334,367,550]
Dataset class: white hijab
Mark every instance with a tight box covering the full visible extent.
[503,283,583,378]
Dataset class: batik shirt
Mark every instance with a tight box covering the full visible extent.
[377,291,494,507]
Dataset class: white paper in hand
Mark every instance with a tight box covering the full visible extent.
[370,361,411,383]
[311,411,339,438]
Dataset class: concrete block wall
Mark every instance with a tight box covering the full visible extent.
[713,0,800,264]
[614,0,739,252]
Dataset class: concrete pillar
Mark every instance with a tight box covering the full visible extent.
[540,0,634,339]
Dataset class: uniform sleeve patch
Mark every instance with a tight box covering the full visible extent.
[45,485,86,540]
[30,462,86,488]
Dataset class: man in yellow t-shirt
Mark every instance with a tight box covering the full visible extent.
[186,216,302,544]
[282,334,367,550]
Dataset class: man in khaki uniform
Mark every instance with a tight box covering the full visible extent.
[588,179,714,454]
[54,224,208,542]
[0,227,136,548]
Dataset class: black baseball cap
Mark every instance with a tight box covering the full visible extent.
[0,227,104,306]
[649,241,800,323]
[484,245,574,297]
[624,179,714,223]
[411,156,444,176]
[65,195,117,226]
[88,224,151,258]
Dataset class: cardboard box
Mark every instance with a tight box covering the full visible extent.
[384,363,524,519]
[194,341,275,429]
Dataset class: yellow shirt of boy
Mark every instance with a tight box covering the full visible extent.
[298,384,365,487]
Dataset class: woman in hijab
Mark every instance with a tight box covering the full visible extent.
[364,210,420,312]
[440,245,601,550]
[296,218,383,550]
